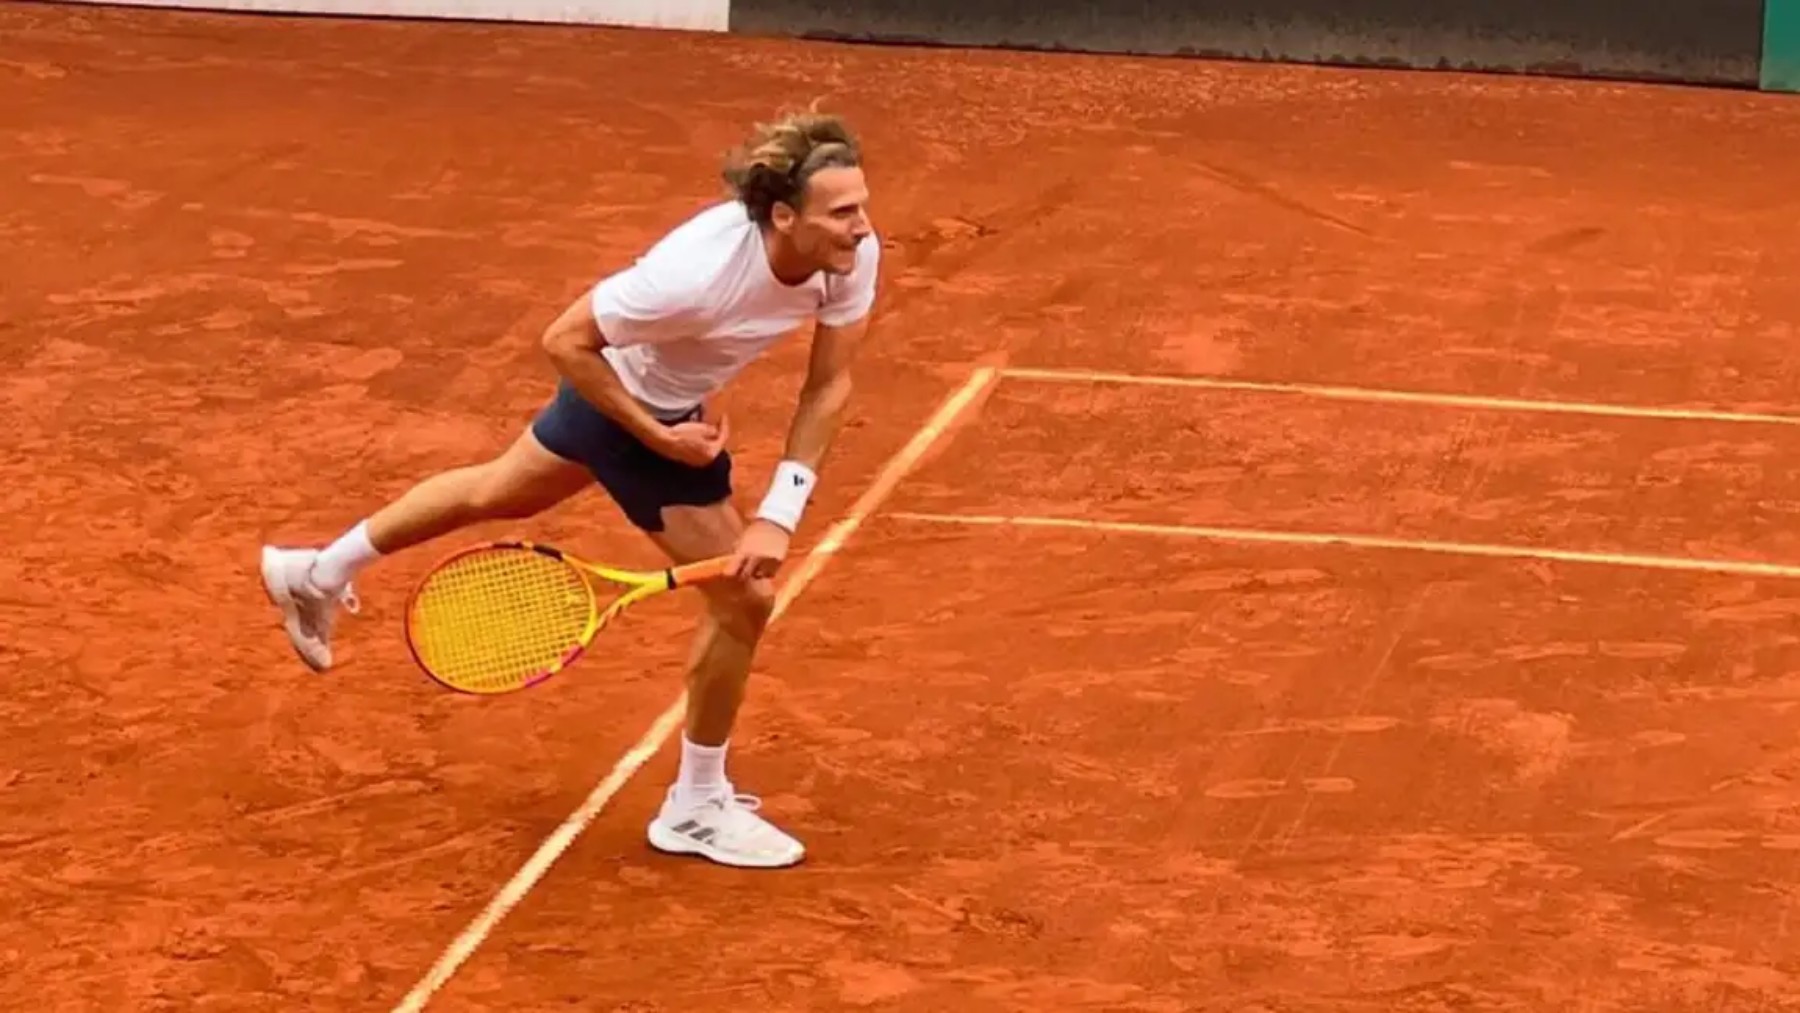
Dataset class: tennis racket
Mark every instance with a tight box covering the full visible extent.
[403,540,733,695]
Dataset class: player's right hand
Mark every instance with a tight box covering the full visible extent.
[658,413,728,467]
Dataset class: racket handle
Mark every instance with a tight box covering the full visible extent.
[669,556,736,587]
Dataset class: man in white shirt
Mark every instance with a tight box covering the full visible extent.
[258,109,880,870]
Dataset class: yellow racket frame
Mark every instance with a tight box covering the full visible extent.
[403,540,732,695]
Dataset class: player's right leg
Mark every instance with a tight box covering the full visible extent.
[260,426,592,671]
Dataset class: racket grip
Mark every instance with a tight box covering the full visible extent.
[669,556,735,587]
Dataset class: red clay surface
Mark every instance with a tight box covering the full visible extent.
[5,2,1800,1010]
[468,527,1800,1011]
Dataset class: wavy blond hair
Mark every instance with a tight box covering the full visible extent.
[722,104,862,226]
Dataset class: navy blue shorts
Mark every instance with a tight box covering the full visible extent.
[529,379,732,533]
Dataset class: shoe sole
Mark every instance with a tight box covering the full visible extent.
[260,547,331,673]
[646,820,805,869]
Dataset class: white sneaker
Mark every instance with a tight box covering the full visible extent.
[646,785,806,869]
[260,546,360,672]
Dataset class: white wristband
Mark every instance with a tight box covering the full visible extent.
[755,460,817,533]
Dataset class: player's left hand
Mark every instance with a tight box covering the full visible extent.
[730,518,791,581]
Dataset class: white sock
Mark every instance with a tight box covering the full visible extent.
[310,520,380,593]
[675,736,729,805]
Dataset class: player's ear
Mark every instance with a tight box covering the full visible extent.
[770,201,798,234]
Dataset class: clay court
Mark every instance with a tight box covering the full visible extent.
[6,2,1800,1009]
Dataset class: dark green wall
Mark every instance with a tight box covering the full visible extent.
[730,0,1772,89]
[1767,0,1800,91]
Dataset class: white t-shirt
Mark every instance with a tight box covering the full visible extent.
[590,199,880,415]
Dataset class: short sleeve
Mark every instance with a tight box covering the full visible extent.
[817,233,881,328]
[589,254,702,348]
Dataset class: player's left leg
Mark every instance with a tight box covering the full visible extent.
[547,389,801,869]
[640,498,802,869]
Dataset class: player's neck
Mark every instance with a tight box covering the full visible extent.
[760,228,817,287]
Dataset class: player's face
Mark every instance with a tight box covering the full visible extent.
[786,165,872,275]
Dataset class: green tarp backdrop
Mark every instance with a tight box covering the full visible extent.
[1767,0,1800,91]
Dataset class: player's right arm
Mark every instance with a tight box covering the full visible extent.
[539,277,724,467]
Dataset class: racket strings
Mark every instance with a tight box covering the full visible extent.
[408,549,595,692]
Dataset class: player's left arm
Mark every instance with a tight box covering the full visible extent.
[736,314,869,571]
[780,313,868,473]
[731,238,879,579]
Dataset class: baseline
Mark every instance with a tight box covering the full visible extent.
[885,510,1800,581]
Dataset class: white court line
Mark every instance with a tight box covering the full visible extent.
[1001,366,1800,428]
[886,511,1800,580]
[391,367,1001,1012]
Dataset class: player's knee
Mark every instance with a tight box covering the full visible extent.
[708,579,774,639]
[742,579,775,629]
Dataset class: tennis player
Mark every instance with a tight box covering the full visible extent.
[258,109,879,870]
